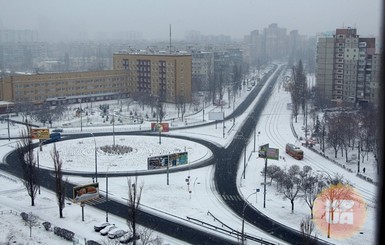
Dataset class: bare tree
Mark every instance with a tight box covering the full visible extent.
[21,212,39,238]
[4,229,16,245]
[17,127,38,206]
[14,100,35,122]
[175,96,186,120]
[289,61,306,123]
[127,176,143,245]
[32,103,65,127]
[279,165,301,213]
[317,174,356,238]
[338,112,357,162]
[301,170,325,218]
[326,114,342,158]
[300,215,317,245]
[139,227,164,245]
[51,144,66,218]
[264,164,282,184]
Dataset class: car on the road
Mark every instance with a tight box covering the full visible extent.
[94,222,110,232]
[52,128,63,133]
[108,229,127,239]
[100,224,116,236]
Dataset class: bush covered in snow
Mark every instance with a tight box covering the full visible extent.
[53,226,75,241]
[100,144,133,155]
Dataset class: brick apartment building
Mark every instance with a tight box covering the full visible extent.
[0,53,192,106]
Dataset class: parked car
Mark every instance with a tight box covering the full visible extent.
[108,229,127,239]
[52,128,63,132]
[120,234,140,244]
[100,224,116,236]
[94,222,110,232]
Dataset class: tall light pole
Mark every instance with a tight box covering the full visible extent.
[241,192,257,245]
[202,97,205,122]
[90,133,98,182]
[105,165,110,222]
[263,157,267,208]
[316,170,334,238]
[112,114,115,147]
[236,133,248,180]
[243,141,246,179]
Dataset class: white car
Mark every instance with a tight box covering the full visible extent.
[99,224,116,236]
[108,228,127,239]
[94,222,110,232]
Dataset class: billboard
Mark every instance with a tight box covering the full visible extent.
[73,182,99,203]
[31,128,50,140]
[208,111,224,120]
[266,148,279,160]
[151,123,170,132]
[258,144,269,158]
[147,152,188,170]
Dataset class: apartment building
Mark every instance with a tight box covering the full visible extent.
[0,53,192,105]
[0,70,132,104]
[316,27,380,106]
[191,51,214,91]
[113,53,192,103]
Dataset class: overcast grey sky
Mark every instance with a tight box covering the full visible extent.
[0,0,382,41]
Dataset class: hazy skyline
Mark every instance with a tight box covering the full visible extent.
[0,0,382,41]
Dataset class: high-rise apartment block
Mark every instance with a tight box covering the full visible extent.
[316,27,380,106]
[113,53,192,103]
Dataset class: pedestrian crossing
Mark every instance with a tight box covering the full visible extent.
[221,194,243,201]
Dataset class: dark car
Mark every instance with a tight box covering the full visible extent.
[52,128,63,132]
[94,222,110,232]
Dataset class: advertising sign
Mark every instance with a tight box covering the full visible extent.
[169,152,188,166]
[266,148,279,160]
[258,144,269,158]
[31,128,50,140]
[151,123,170,132]
[147,152,188,170]
[73,183,99,203]
[208,111,224,121]
[147,154,169,169]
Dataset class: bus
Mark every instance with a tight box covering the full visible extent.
[42,132,61,145]
[285,143,303,160]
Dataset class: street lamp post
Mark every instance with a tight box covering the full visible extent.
[263,157,267,208]
[316,170,334,238]
[241,192,257,245]
[105,170,109,222]
[202,97,205,122]
[243,142,246,179]
[253,129,256,152]
[257,131,260,152]
[90,133,98,182]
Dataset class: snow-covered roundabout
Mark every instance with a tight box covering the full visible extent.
[36,135,212,172]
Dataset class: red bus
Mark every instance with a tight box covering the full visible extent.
[285,143,304,160]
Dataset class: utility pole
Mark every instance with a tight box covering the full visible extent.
[263,157,267,208]
[106,173,109,222]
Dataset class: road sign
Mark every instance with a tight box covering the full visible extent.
[258,144,269,158]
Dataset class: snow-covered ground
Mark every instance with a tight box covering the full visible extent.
[0,66,378,245]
